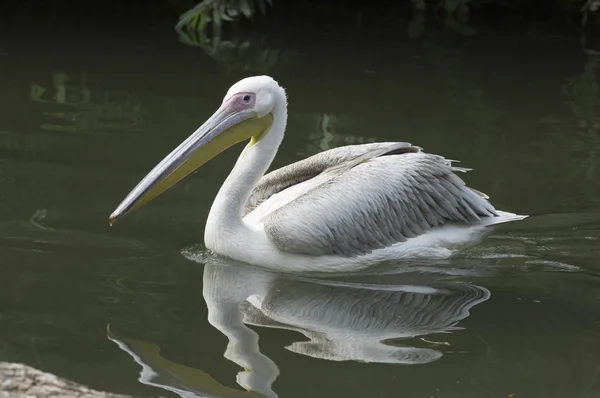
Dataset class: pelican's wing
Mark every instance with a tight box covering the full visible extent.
[244,142,418,215]
[263,148,498,257]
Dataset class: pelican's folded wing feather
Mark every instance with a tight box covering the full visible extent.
[244,142,419,214]
[263,151,498,257]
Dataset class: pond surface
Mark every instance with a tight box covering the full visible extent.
[1,19,600,398]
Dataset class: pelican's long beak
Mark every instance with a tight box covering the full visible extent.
[109,101,273,225]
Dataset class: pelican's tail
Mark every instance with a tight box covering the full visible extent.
[483,210,529,227]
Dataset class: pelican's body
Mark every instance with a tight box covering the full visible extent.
[110,76,527,272]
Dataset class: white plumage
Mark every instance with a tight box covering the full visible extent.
[204,77,526,271]
[110,75,527,272]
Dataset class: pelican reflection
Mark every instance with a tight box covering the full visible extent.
[108,257,489,398]
[204,259,490,367]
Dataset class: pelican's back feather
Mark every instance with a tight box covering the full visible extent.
[245,142,418,214]
[262,145,498,257]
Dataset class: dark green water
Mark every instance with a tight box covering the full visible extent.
[2,21,600,398]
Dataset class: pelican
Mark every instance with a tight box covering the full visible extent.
[109,75,527,272]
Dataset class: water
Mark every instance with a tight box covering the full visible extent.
[2,16,600,398]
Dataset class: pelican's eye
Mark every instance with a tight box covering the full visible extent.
[228,92,256,110]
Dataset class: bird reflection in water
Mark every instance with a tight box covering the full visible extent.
[108,257,490,398]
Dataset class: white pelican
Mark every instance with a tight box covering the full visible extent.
[109,75,527,272]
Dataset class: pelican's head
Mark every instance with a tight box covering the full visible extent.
[109,75,284,225]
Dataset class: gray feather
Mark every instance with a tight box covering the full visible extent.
[257,143,497,257]
[244,142,418,214]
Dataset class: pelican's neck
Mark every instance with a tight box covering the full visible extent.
[205,100,287,240]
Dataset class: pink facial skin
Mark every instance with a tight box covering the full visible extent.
[225,92,257,112]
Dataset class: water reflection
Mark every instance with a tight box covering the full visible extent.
[300,113,377,157]
[408,0,476,39]
[108,326,260,398]
[30,71,147,134]
[109,257,490,397]
[206,260,490,365]
[560,44,600,180]
[177,31,298,74]
[175,1,297,75]
[175,0,273,40]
